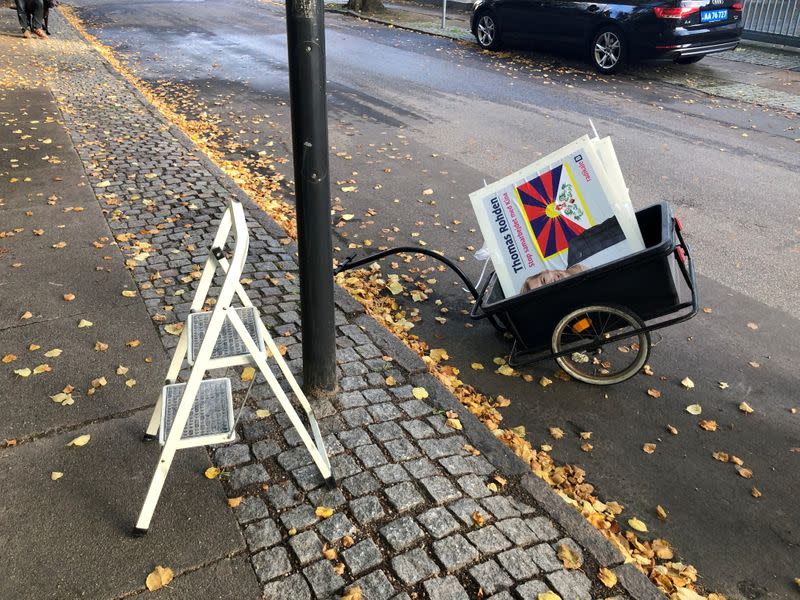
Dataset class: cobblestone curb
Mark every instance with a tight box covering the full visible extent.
[38,9,662,599]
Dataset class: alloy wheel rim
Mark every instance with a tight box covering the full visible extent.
[594,31,621,69]
[477,16,495,47]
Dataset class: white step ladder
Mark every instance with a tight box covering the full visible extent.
[133,199,334,535]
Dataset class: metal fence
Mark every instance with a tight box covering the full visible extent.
[742,0,800,47]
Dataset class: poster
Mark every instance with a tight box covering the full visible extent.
[470,134,644,298]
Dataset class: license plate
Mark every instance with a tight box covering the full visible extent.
[701,9,728,23]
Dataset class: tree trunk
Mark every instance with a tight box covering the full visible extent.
[347,0,385,12]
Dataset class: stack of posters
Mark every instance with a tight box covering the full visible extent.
[469,133,644,298]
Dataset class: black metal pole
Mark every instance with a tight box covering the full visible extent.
[285,0,337,395]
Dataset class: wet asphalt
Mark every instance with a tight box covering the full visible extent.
[62,0,800,597]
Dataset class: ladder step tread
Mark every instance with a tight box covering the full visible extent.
[160,378,234,445]
[187,306,264,363]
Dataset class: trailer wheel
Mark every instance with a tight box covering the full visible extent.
[551,305,650,385]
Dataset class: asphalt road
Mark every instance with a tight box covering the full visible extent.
[63,1,800,597]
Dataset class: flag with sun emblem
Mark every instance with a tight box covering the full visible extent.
[470,134,644,297]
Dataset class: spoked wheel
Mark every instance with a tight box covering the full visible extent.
[591,27,625,74]
[551,305,650,385]
[475,12,501,50]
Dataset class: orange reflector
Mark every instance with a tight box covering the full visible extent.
[572,318,592,334]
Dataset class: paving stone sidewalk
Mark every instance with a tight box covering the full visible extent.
[4,9,665,599]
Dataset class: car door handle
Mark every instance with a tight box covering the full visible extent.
[588,4,600,12]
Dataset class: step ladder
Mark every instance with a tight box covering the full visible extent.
[133,199,334,535]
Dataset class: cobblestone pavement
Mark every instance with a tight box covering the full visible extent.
[16,10,663,599]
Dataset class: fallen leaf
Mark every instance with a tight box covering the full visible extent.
[747,322,759,330]
[580,442,593,452]
[422,188,433,195]
[712,452,729,462]
[2,354,17,363]
[28,343,41,351]
[537,593,561,600]
[241,366,256,382]
[91,376,107,388]
[384,376,396,386]
[341,585,364,600]
[557,542,582,569]
[121,290,137,298]
[94,341,109,352]
[656,505,668,521]
[751,487,762,498]
[718,381,730,390]
[496,365,515,376]
[77,319,93,328]
[116,365,129,375]
[739,401,754,414]
[549,427,564,440]
[333,562,345,576]
[43,348,62,358]
[33,364,51,374]
[164,323,184,335]
[342,535,355,548]
[50,471,64,481]
[748,361,760,368]
[471,362,484,370]
[21,311,33,320]
[628,517,648,532]
[686,404,702,415]
[647,388,661,398]
[52,241,66,249]
[204,467,221,479]
[699,419,718,431]
[598,567,617,588]
[681,377,695,389]
[67,434,91,447]
[539,376,553,387]
[652,538,673,560]
[127,340,141,348]
[411,387,429,400]
[642,443,657,454]
[227,497,243,508]
[471,510,485,527]
[736,465,753,479]
[14,367,32,377]
[429,348,448,362]
[446,417,463,431]
[666,424,678,435]
[643,364,654,376]
[125,379,137,388]
[255,409,271,418]
[63,293,75,302]
[145,566,174,592]
[315,506,334,519]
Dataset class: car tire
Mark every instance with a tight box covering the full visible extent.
[475,11,501,50]
[676,55,704,65]
[590,26,626,74]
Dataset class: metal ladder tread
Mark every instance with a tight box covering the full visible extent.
[187,306,264,364]
[159,378,234,446]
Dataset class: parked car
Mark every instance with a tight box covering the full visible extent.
[470,1,744,73]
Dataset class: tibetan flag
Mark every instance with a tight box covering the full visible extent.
[516,164,589,260]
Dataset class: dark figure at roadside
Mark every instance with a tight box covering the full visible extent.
[16,0,48,38]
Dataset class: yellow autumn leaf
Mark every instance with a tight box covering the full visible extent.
[77,319,93,328]
[94,341,109,352]
[21,311,33,320]
[227,496,243,508]
[241,367,256,382]
[67,434,91,447]
[117,365,129,375]
[471,510,485,527]
[255,409,271,419]
[628,517,648,532]
[643,443,657,454]
[14,368,32,377]
[411,387,428,400]
[557,542,582,569]
[537,593,562,600]
[429,348,448,362]
[164,323,184,335]
[539,376,553,387]
[315,506,334,518]
[2,354,17,363]
[385,376,396,386]
[698,419,718,431]
[127,339,141,348]
[739,401,754,414]
[656,505,668,521]
[598,567,617,588]
[681,377,695,389]
[549,427,564,440]
[686,404,702,415]
[341,213,355,220]
[496,365,515,376]
[125,379,137,388]
[145,565,174,591]
[63,293,76,301]
[647,388,661,398]
[341,586,364,600]
[43,348,62,358]
[471,362,484,370]
[52,241,66,249]
[33,364,51,374]
[446,417,463,431]
[121,290,137,297]
[204,467,221,479]
[50,471,64,481]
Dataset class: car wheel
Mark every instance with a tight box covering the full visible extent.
[475,12,501,50]
[676,55,704,65]
[590,27,625,74]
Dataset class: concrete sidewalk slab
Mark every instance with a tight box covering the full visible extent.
[0,301,168,440]
[0,412,250,600]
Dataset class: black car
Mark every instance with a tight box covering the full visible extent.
[470,0,744,73]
